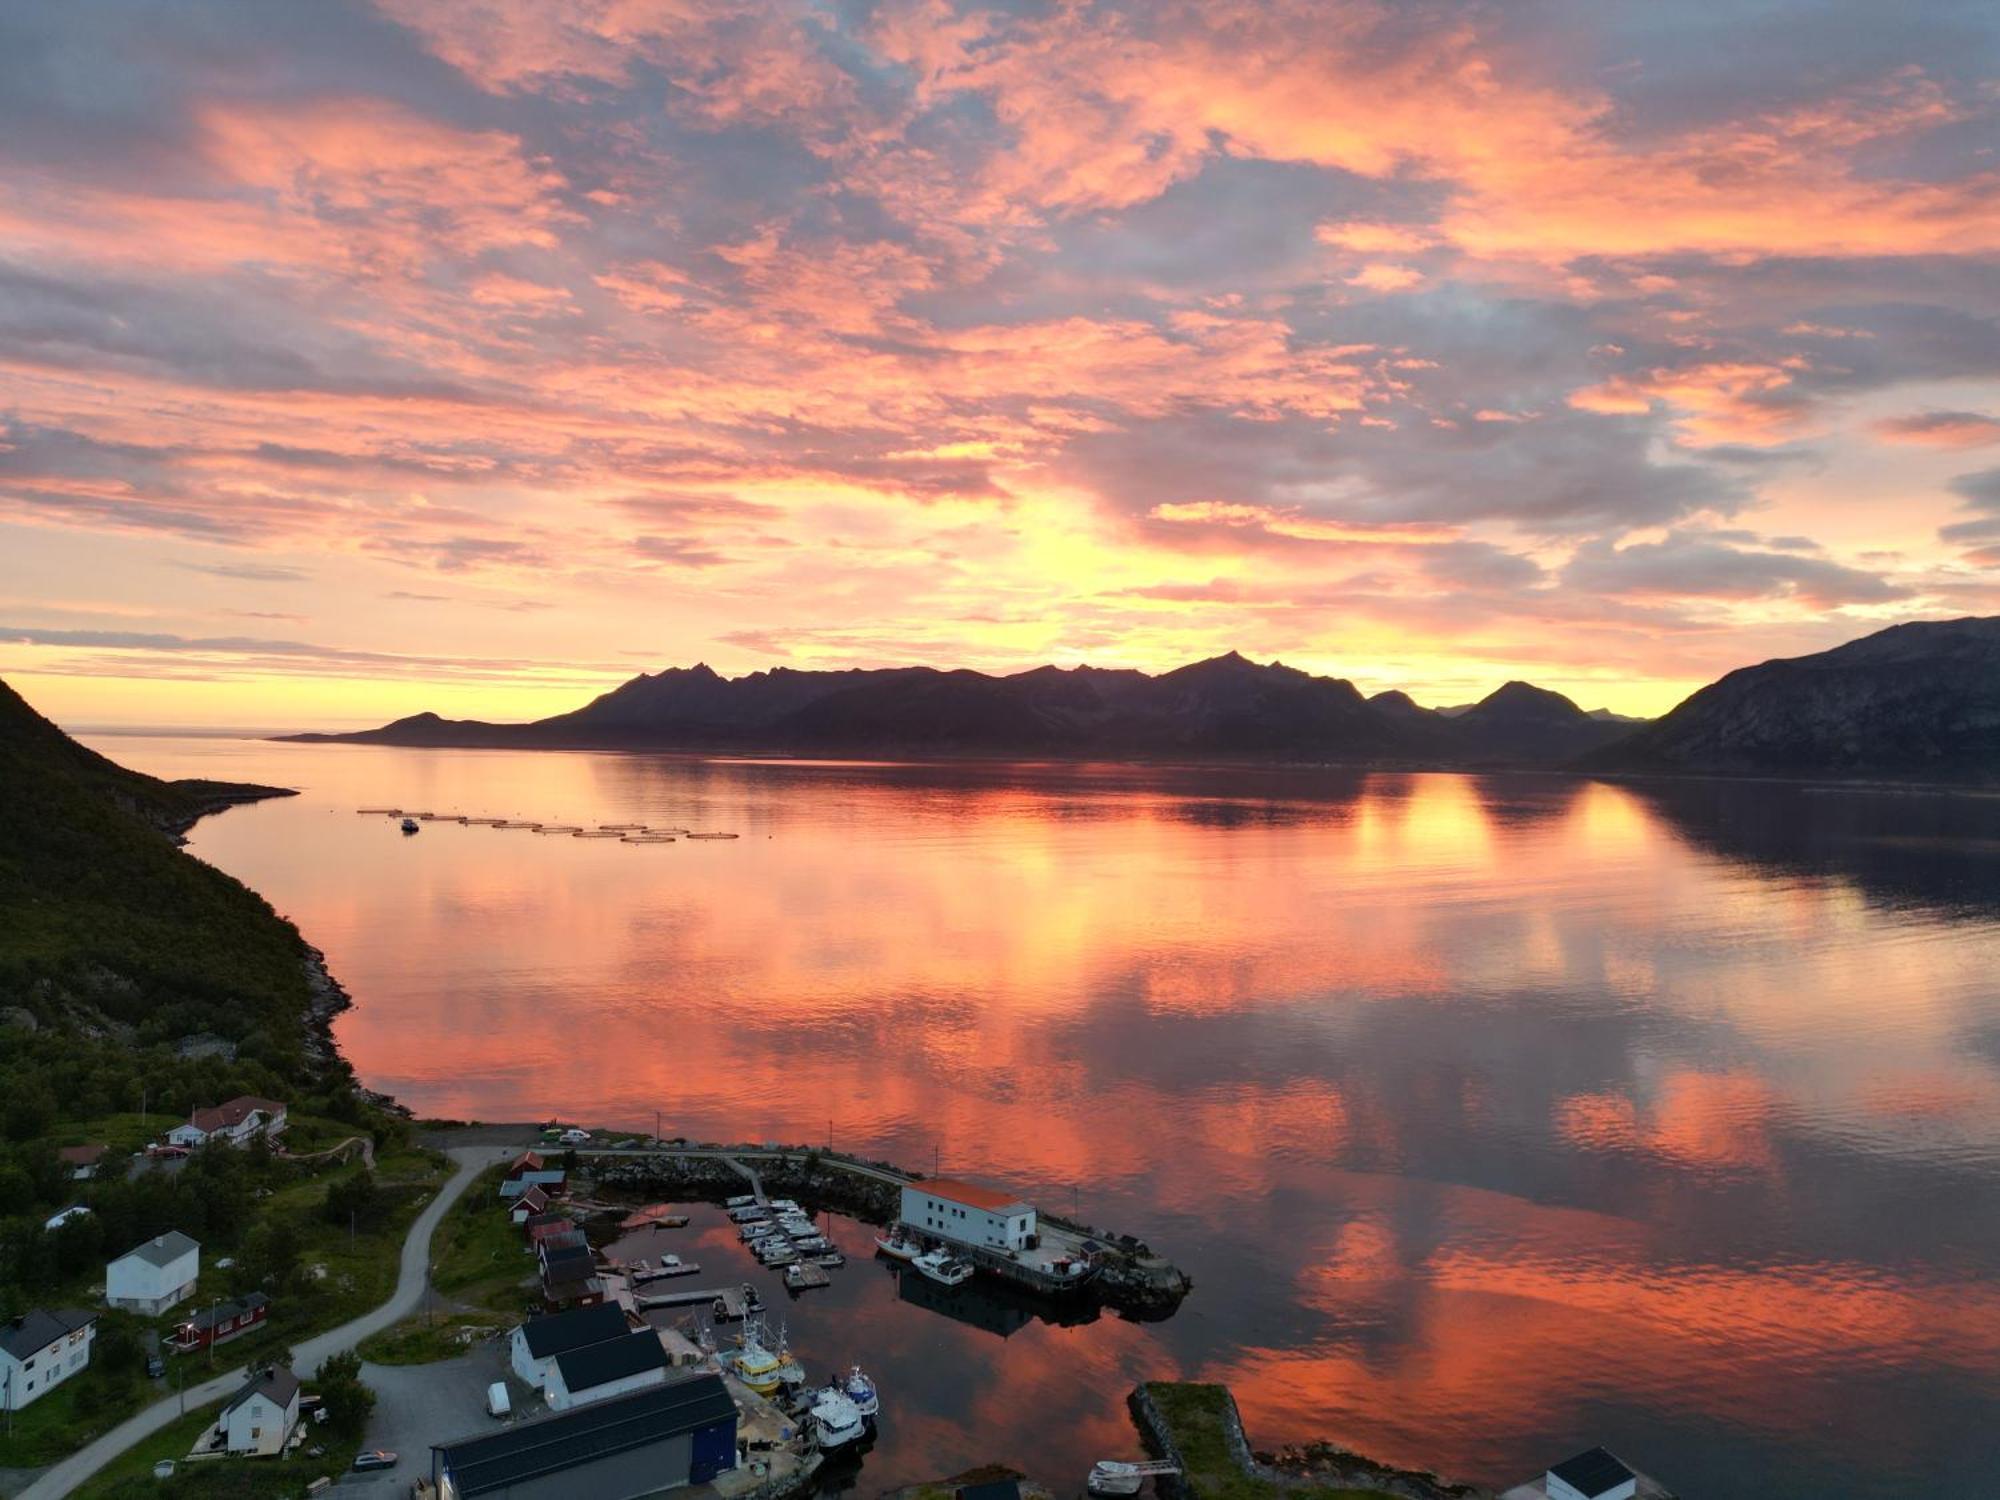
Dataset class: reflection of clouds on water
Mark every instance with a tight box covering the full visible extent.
[95,736,2000,1499]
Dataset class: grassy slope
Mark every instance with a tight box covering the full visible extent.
[0,678,309,1056]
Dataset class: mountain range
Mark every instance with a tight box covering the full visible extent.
[286,652,1636,767]
[283,617,2000,780]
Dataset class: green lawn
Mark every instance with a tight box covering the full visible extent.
[355,1312,512,1366]
[0,1368,147,1467]
[69,1395,364,1500]
[432,1165,539,1312]
[1143,1383,1398,1500]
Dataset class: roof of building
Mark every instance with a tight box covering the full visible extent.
[57,1144,107,1166]
[434,1375,735,1496]
[114,1230,200,1268]
[911,1176,1032,1213]
[182,1292,270,1333]
[1549,1448,1636,1497]
[222,1365,300,1418]
[0,1308,97,1360]
[515,1186,551,1212]
[554,1330,671,1393]
[508,1151,545,1174]
[187,1096,285,1134]
[517,1305,631,1361]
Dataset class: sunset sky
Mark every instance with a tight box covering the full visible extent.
[3,0,1998,728]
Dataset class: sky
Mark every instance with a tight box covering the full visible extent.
[1,0,1998,729]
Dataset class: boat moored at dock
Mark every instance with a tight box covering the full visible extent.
[911,1247,975,1287]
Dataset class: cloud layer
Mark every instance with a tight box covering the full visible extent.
[1,0,1997,724]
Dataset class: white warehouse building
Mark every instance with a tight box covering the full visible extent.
[900,1178,1037,1252]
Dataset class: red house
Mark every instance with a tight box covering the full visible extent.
[170,1292,270,1352]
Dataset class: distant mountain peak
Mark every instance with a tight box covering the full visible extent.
[1467,680,1586,722]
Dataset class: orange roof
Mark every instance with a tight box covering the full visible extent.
[913,1177,1029,1213]
[58,1144,107,1166]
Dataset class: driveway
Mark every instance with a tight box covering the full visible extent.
[20,1145,515,1500]
[337,1343,541,1492]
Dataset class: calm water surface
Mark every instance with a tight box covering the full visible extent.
[89,737,2000,1497]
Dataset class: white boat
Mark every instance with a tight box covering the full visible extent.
[808,1386,868,1448]
[729,1206,768,1223]
[873,1231,921,1261]
[758,1241,800,1266]
[739,1221,779,1241]
[911,1247,974,1287]
[766,1199,801,1214]
[1087,1462,1145,1496]
[793,1235,830,1253]
[842,1365,879,1419]
[725,1195,758,1209]
[816,1251,845,1268]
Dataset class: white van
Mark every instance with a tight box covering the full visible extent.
[486,1382,511,1419]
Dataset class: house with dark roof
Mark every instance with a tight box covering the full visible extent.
[432,1374,737,1499]
[545,1330,672,1411]
[105,1231,200,1315]
[1546,1448,1637,1500]
[57,1144,108,1180]
[167,1095,287,1149]
[508,1185,553,1224]
[509,1304,633,1388]
[217,1365,301,1456]
[0,1309,96,1412]
[170,1292,270,1352]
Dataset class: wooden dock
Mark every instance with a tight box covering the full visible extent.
[636,1283,760,1320]
[630,1262,700,1284]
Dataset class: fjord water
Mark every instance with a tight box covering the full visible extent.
[94,737,2000,1496]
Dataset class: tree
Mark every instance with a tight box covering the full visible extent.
[315,1349,374,1437]
[322,1170,383,1233]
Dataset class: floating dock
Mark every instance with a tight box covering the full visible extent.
[636,1284,760,1320]
[784,1262,831,1291]
[630,1262,701,1284]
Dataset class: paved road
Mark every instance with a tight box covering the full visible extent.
[19,1146,512,1500]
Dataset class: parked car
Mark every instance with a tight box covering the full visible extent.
[352,1450,398,1471]
[558,1128,590,1145]
[146,1351,165,1379]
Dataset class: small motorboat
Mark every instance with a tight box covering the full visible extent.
[758,1241,801,1266]
[740,1221,780,1242]
[766,1199,801,1213]
[793,1235,830,1253]
[1088,1462,1146,1497]
[808,1385,868,1448]
[729,1205,770,1223]
[874,1231,921,1261]
[725,1195,758,1210]
[842,1365,879,1419]
[816,1251,845,1268]
[911,1247,974,1287]
[399,818,419,835]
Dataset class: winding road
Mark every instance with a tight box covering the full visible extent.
[19,1145,512,1500]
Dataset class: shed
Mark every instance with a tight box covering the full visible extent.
[509,1305,632,1388]
[545,1330,672,1411]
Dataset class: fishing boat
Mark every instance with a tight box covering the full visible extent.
[911,1247,975,1287]
[807,1385,868,1448]
[723,1325,788,1395]
[816,1251,845,1269]
[400,818,419,834]
[874,1230,921,1261]
[841,1366,879,1419]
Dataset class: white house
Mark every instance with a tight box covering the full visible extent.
[900,1177,1037,1252]
[0,1309,96,1412]
[218,1366,301,1457]
[106,1231,200,1315]
[509,1304,631,1388]
[544,1330,672,1412]
[1546,1448,1638,1500]
[167,1096,287,1149]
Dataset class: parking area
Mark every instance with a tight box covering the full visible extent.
[341,1338,537,1491]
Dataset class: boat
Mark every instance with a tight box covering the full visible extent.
[686,831,740,840]
[766,1199,800,1213]
[740,1222,779,1242]
[793,1235,830,1253]
[725,1195,758,1209]
[1087,1462,1145,1496]
[723,1326,788,1395]
[873,1231,921,1261]
[816,1251,846,1268]
[729,1206,769,1223]
[841,1365,879,1418]
[771,1327,807,1388]
[758,1241,800,1266]
[807,1385,868,1448]
[911,1247,974,1287]
[400,818,419,834]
